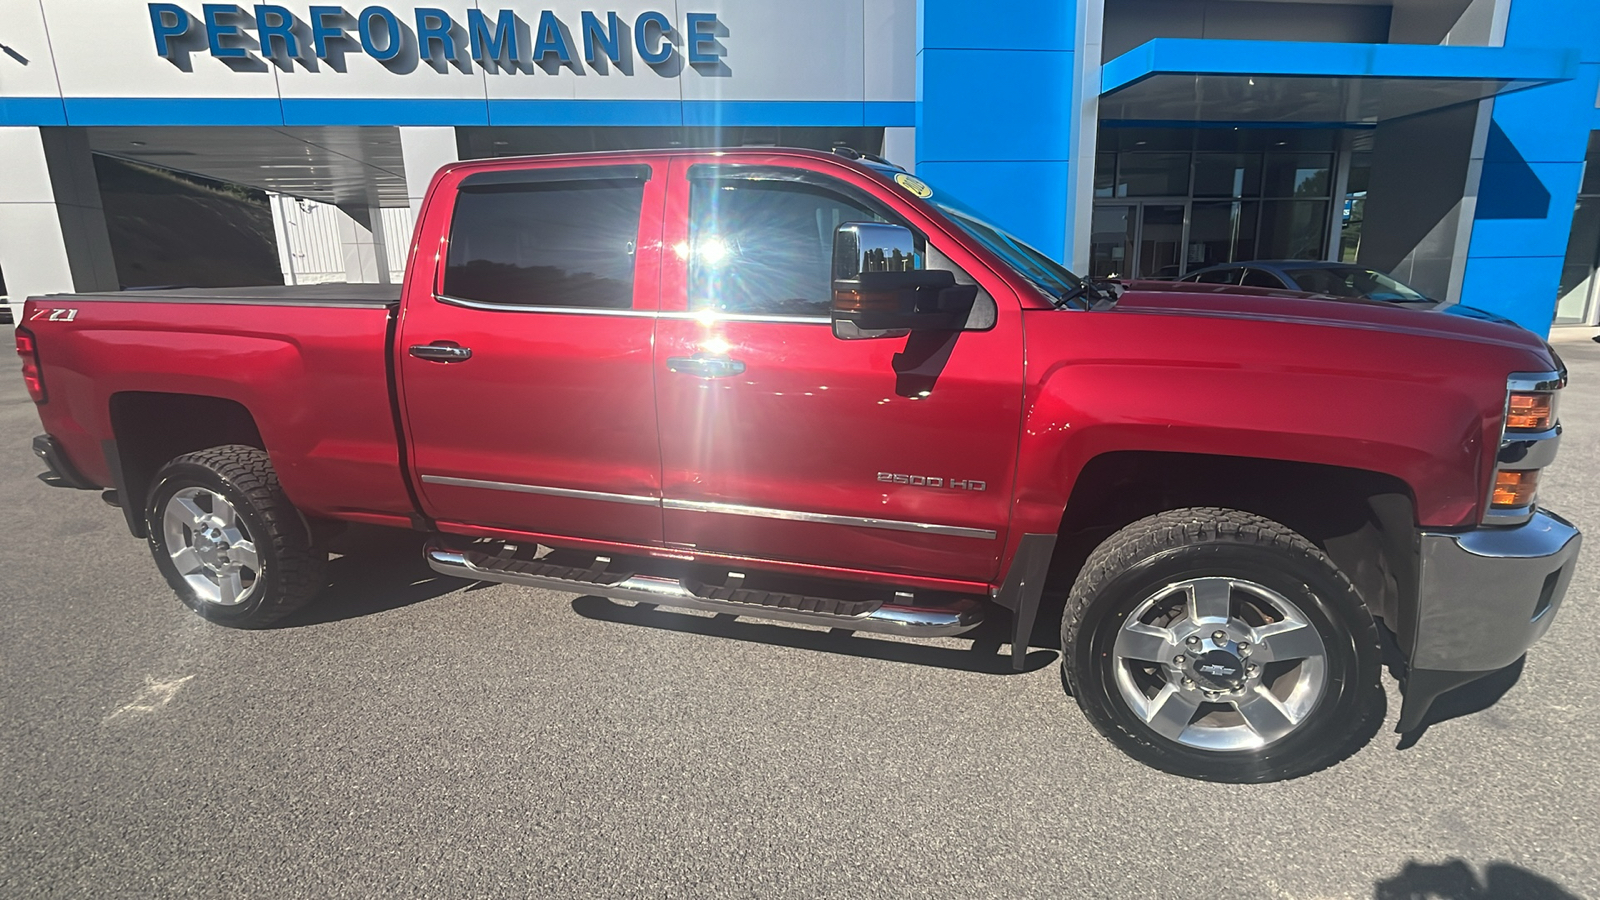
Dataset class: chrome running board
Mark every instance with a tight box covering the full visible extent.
[424,537,985,638]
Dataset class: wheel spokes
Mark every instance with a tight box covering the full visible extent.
[1233,687,1300,743]
[229,540,259,574]
[170,547,205,576]
[1186,578,1232,623]
[209,492,235,528]
[218,570,245,605]
[1143,684,1203,741]
[1250,621,1323,663]
[1115,621,1177,663]
[172,497,208,530]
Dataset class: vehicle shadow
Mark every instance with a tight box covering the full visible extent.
[570,595,1060,675]
[273,525,477,628]
[1374,859,1582,899]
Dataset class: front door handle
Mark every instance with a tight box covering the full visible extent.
[409,342,473,362]
[667,355,746,378]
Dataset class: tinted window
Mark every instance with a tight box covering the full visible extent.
[689,171,891,316]
[1193,267,1242,285]
[444,171,645,308]
[1288,266,1430,301]
[1241,268,1287,288]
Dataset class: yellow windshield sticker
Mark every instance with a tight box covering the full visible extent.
[894,173,933,199]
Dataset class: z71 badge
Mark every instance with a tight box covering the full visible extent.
[877,472,986,491]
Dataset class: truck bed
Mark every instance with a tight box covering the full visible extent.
[23,285,413,526]
[40,284,402,309]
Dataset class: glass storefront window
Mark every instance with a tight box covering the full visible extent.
[1192,154,1261,198]
[1116,152,1190,197]
[1094,153,1116,198]
[1090,205,1135,279]
[1093,131,1342,279]
[1189,200,1260,268]
[1340,152,1371,263]
[1258,200,1329,259]
[1263,153,1332,198]
[1138,205,1186,278]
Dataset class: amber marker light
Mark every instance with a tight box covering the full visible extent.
[1506,392,1554,431]
[1492,470,1539,508]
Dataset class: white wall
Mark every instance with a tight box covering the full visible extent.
[5,1,916,108]
[271,195,414,284]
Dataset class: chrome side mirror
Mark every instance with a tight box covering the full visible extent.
[831,222,977,339]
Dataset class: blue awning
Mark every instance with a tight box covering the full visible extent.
[1100,39,1578,126]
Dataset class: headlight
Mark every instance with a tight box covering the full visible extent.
[1505,392,1555,432]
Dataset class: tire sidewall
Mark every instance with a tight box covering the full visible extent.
[1072,542,1377,782]
[145,461,283,627]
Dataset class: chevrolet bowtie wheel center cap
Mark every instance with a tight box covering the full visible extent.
[1192,649,1247,691]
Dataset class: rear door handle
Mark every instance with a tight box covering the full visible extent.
[409,343,472,362]
[667,355,746,378]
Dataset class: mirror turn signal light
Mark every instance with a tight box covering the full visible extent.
[1492,469,1539,508]
[1506,392,1554,431]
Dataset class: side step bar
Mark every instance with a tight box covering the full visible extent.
[424,537,985,638]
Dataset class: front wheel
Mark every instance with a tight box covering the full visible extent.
[145,445,325,628]
[1062,508,1383,782]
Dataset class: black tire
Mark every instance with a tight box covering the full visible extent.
[1062,507,1383,782]
[144,444,325,628]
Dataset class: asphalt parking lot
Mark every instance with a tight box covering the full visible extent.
[3,334,1598,900]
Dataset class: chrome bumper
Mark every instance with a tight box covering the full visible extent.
[1413,509,1581,673]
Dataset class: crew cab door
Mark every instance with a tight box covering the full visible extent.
[651,157,1024,582]
[397,160,666,544]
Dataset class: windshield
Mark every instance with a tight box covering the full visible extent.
[865,164,1086,303]
[1288,266,1430,301]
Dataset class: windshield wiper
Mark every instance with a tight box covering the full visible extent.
[1052,280,1119,310]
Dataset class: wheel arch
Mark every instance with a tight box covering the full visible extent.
[106,391,266,538]
[1048,450,1419,643]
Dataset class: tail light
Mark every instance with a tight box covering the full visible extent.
[15,326,46,403]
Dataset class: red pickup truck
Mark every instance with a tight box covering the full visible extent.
[17,148,1581,781]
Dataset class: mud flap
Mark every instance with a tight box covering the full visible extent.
[993,533,1057,670]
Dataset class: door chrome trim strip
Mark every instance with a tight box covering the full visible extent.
[658,311,832,325]
[434,295,657,317]
[420,476,994,538]
[434,294,828,325]
[421,475,660,506]
[662,498,998,540]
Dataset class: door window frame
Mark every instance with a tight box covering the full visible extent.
[658,154,1021,322]
[422,158,668,317]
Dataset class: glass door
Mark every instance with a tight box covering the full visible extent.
[1137,204,1186,279]
[1091,201,1190,280]
[1090,205,1135,278]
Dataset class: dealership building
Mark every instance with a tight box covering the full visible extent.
[1,0,1598,333]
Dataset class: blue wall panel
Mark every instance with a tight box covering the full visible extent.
[1470,160,1585,256]
[917,49,1073,162]
[916,0,1077,261]
[916,160,1072,259]
[919,0,1074,52]
[1459,0,1600,334]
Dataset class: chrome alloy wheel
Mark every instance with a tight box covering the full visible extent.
[1111,577,1328,751]
[162,487,261,607]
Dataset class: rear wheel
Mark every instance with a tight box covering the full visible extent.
[1062,507,1383,782]
[144,445,324,628]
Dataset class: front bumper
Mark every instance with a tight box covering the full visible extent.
[1398,509,1581,731]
